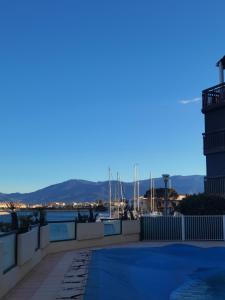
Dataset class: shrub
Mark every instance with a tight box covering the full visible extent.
[175,193,225,215]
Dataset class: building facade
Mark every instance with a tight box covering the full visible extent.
[202,56,225,195]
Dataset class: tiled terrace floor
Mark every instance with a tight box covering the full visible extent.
[2,251,76,300]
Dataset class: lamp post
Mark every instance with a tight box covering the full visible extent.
[162,174,170,216]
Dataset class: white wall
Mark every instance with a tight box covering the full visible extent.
[122,220,140,235]
[17,230,37,266]
[47,233,140,254]
[0,249,46,299]
[40,224,49,249]
[0,241,3,281]
[0,221,140,299]
[0,227,49,299]
[76,222,104,240]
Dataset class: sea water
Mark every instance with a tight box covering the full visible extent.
[46,210,89,221]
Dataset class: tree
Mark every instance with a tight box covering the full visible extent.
[6,201,19,230]
[144,188,178,199]
[38,207,47,226]
[175,193,225,215]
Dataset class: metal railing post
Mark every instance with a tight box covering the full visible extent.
[38,225,41,249]
[140,217,144,241]
[223,215,225,241]
[75,221,77,240]
[181,216,185,241]
[15,232,18,267]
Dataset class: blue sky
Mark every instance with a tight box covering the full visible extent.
[0,0,225,192]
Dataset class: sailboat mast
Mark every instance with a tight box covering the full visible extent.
[109,167,112,218]
[137,180,140,212]
[133,164,137,212]
[152,178,155,212]
[119,176,124,215]
[169,178,172,189]
[117,172,120,218]
[149,172,152,212]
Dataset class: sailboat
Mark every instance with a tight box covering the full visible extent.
[141,172,161,217]
[96,168,115,221]
[132,164,141,218]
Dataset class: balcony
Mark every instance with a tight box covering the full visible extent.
[204,175,225,195]
[203,130,225,154]
[202,82,225,113]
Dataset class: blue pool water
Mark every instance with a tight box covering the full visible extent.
[84,245,225,300]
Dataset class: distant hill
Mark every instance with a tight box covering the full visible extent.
[0,175,204,204]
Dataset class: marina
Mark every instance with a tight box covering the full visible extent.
[0,0,225,299]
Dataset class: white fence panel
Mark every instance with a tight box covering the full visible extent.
[141,216,182,241]
[141,215,224,241]
[184,216,223,241]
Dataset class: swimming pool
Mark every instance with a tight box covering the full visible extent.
[84,245,225,300]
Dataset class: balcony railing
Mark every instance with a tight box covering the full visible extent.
[204,176,225,195]
[203,130,225,154]
[202,82,225,112]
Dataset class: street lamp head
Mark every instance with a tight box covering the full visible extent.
[162,174,170,183]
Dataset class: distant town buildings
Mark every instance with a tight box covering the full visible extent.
[0,200,108,210]
[0,202,27,209]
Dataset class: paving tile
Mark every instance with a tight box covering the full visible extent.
[2,251,69,300]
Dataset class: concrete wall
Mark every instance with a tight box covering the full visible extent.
[47,233,140,254]
[40,224,50,249]
[0,230,48,300]
[76,222,104,241]
[47,221,140,254]
[0,241,3,282]
[0,249,47,299]
[17,230,37,266]
[122,220,140,235]
[0,220,140,299]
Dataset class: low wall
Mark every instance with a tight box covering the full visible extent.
[0,225,50,299]
[40,224,50,249]
[47,233,139,254]
[76,222,104,241]
[0,242,3,282]
[17,230,37,266]
[122,220,140,235]
[0,249,47,299]
[0,220,140,299]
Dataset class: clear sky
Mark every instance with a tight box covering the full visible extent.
[0,0,225,193]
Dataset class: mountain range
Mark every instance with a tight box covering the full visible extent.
[0,175,204,204]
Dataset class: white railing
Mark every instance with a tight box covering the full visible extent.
[184,216,223,241]
[141,216,225,241]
